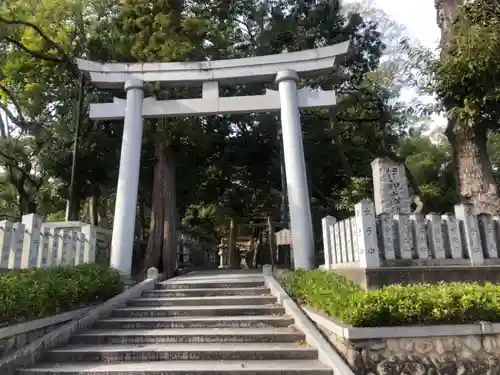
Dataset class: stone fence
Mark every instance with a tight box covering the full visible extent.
[0,214,108,271]
[321,200,500,269]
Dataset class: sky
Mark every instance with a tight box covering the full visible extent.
[374,0,441,50]
[372,0,447,131]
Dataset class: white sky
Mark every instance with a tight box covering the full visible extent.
[373,0,446,131]
[374,0,441,50]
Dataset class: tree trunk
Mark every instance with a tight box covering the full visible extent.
[436,0,500,213]
[162,143,177,278]
[447,124,500,214]
[143,140,178,279]
[97,187,110,229]
[89,186,99,226]
[17,187,36,216]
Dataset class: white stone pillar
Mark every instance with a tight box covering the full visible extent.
[455,203,484,265]
[20,214,43,268]
[110,79,144,275]
[426,213,446,259]
[321,216,335,269]
[0,221,13,269]
[276,70,314,269]
[81,225,96,264]
[355,200,380,268]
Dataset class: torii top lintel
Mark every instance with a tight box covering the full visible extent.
[76,42,349,89]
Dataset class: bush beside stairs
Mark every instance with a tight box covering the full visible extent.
[19,271,333,374]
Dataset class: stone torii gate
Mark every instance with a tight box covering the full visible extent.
[77,42,349,275]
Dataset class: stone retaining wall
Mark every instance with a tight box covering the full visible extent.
[0,307,92,359]
[0,321,67,358]
[304,307,500,375]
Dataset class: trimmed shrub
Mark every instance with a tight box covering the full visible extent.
[0,264,124,324]
[283,269,500,327]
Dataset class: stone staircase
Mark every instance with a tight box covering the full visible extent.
[19,271,332,374]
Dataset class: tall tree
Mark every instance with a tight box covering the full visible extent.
[109,0,207,277]
[434,0,500,213]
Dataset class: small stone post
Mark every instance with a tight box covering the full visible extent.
[355,200,380,268]
[20,214,43,269]
[36,226,50,267]
[0,221,13,269]
[442,213,463,259]
[48,228,59,266]
[455,203,484,265]
[410,213,429,259]
[349,217,359,262]
[321,216,336,269]
[478,214,499,259]
[8,223,25,269]
[394,214,413,260]
[75,231,86,265]
[378,213,396,260]
[81,225,96,264]
[19,216,38,268]
[426,213,446,259]
[146,267,159,280]
[218,240,228,269]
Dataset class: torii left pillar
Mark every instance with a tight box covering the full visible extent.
[110,79,144,275]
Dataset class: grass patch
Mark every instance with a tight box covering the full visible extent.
[283,269,500,327]
[0,263,124,325]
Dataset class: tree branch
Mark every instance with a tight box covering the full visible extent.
[0,149,43,189]
[0,17,68,58]
[0,17,78,77]
[0,102,20,127]
[0,83,25,123]
[4,36,64,63]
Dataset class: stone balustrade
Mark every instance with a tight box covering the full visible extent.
[0,215,99,271]
[322,200,500,269]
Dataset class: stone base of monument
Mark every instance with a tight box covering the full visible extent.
[330,264,500,290]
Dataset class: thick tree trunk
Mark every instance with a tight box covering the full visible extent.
[436,0,500,213]
[162,143,177,278]
[143,140,178,279]
[447,124,500,214]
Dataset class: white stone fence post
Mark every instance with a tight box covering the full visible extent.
[321,200,500,269]
[0,215,100,271]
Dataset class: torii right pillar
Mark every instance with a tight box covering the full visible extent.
[276,70,314,269]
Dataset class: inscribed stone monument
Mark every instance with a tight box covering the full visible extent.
[371,158,411,215]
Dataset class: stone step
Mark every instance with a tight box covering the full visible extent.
[94,315,295,330]
[110,305,285,318]
[19,359,332,374]
[156,280,265,290]
[142,287,271,297]
[45,342,317,362]
[128,295,277,307]
[70,328,305,345]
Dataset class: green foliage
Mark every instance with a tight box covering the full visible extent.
[284,269,500,327]
[398,131,457,213]
[332,177,372,218]
[0,264,123,324]
[431,0,500,130]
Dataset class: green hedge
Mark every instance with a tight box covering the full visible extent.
[284,269,500,327]
[0,264,124,324]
